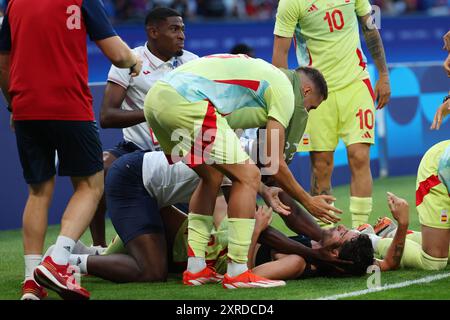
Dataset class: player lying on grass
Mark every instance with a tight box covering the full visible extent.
[48,149,350,289]
[66,189,408,283]
[63,150,287,288]
[57,151,408,285]
[250,191,409,279]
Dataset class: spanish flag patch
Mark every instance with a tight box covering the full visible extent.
[302,134,310,146]
[441,210,448,223]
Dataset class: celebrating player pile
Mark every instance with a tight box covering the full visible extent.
[144,54,340,288]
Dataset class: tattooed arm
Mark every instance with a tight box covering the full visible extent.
[375,192,409,271]
[359,14,391,110]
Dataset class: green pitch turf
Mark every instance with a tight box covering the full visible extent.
[1,175,449,300]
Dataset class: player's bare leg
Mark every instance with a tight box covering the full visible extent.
[182,164,224,285]
[60,171,104,241]
[34,171,104,300]
[85,233,168,283]
[421,225,450,260]
[347,143,373,228]
[310,151,334,228]
[89,151,117,247]
[23,177,55,256]
[212,162,284,288]
[21,177,55,300]
[310,151,334,197]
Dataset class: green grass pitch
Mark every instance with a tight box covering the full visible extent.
[1,175,449,300]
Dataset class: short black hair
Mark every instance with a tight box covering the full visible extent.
[338,234,374,276]
[145,7,181,27]
[296,66,328,100]
[230,43,254,57]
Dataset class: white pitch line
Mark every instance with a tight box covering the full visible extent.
[315,272,450,300]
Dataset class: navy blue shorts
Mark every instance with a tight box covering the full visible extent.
[106,140,142,159]
[14,120,103,184]
[105,151,164,245]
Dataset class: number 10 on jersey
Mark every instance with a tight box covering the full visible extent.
[324,9,345,32]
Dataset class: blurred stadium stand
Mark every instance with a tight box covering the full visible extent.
[0,4,449,229]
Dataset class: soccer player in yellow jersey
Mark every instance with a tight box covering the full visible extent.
[272,0,391,229]
[144,55,341,288]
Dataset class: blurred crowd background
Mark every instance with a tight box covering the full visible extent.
[0,0,447,23]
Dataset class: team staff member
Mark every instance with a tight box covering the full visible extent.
[272,0,391,228]
[89,8,198,247]
[0,0,142,300]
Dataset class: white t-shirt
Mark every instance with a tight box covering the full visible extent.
[107,44,198,150]
[142,152,199,208]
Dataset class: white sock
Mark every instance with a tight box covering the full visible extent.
[68,254,89,274]
[24,255,42,281]
[227,262,248,278]
[368,234,382,250]
[50,235,76,265]
[187,257,206,273]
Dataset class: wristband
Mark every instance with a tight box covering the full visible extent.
[129,59,137,75]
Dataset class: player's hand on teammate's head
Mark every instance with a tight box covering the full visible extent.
[375,73,391,110]
[261,186,291,216]
[430,99,450,130]
[254,206,273,232]
[306,195,342,224]
[129,56,143,77]
[386,192,409,226]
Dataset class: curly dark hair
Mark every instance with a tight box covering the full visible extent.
[145,7,181,27]
[337,234,374,276]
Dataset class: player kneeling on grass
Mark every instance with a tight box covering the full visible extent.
[58,150,287,288]
[359,140,450,271]
[55,151,369,285]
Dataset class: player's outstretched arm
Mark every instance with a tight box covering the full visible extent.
[264,118,342,224]
[99,82,146,128]
[258,183,291,216]
[431,97,450,130]
[272,35,292,68]
[248,206,273,268]
[95,36,142,75]
[359,14,390,110]
[376,192,409,271]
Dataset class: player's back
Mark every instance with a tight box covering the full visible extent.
[161,54,294,118]
[4,0,110,120]
[142,151,199,207]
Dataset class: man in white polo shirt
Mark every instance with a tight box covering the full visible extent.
[90,7,198,247]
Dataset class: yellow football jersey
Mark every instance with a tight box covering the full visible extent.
[274,0,372,91]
